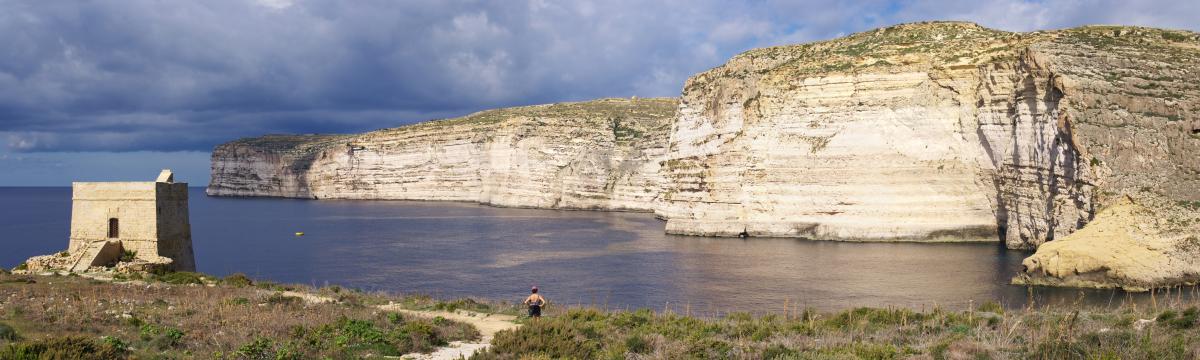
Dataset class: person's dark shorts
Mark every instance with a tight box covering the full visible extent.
[528,305,541,317]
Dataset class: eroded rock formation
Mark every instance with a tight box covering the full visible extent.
[1015,196,1200,291]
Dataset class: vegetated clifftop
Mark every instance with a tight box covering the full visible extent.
[208,98,676,211]
[659,22,1200,249]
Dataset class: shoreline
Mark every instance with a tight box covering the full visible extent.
[204,191,1012,244]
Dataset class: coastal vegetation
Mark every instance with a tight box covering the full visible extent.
[5,271,1200,359]
[478,300,1200,359]
[0,271,479,359]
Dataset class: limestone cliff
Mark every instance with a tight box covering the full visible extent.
[659,22,1200,248]
[209,22,1200,254]
[207,98,676,211]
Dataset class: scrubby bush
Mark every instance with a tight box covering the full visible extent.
[761,343,799,359]
[140,323,186,349]
[225,297,251,305]
[623,334,649,354]
[99,336,128,352]
[155,271,207,285]
[1166,307,1199,329]
[977,301,1005,314]
[432,298,491,313]
[480,318,599,359]
[0,336,126,360]
[221,272,254,287]
[119,250,137,263]
[236,337,278,359]
[0,322,18,342]
[265,293,304,307]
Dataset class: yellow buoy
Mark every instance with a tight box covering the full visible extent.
[295,232,305,236]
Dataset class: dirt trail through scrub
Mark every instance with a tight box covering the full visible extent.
[281,291,520,359]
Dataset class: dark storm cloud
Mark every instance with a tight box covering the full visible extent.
[0,0,1195,152]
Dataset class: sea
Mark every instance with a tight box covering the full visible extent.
[0,187,1167,313]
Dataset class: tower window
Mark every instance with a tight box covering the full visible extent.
[108,218,119,238]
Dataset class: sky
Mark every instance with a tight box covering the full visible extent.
[1,0,1197,186]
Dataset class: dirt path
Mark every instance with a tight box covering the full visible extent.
[281,291,520,359]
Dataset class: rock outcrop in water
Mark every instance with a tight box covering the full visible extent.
[209,23,1200,268]
[208,98,676,211]
[1015,196,1200,291]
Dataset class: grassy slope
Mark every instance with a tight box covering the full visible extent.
[0,271,484,359]
[479,301,1200,359]
[3,271,1200,359]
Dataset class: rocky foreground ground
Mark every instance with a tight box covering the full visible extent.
[6,270,1200,359]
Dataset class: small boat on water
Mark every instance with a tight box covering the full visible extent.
[295,232,305,236]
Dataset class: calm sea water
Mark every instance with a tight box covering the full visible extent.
[0,187,1160,313]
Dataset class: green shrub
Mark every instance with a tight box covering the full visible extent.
[140,323,185,349]
[156,271,206,285]
[236,337,276,359]
[119,250,137,262]
[624,334,649,354]
[762,343,798,359]
[265,293,303,307]
[432,298,491,313]
[226,297,251,305]
[399,319,445,352]
[13,263,26,271]
[221,273,254,287]
[281,314,469,357]
[0,322,17,342]
[479,318,599,359]
[1166,307,1198,329]
[387,312,405,324]
[123,314,144,327]
[1159,309,1178,322]
[687,338,732,358]
[977,301,1005,314]
[0,336,126,360]
[99,336,127,352]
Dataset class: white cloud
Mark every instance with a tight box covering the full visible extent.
[254,0,293,10]
[0,0,1195,154]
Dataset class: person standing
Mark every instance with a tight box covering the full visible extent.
[523,286,547,318]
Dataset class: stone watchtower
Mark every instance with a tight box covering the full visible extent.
[65,169,195,272]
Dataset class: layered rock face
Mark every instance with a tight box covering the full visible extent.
[659,23,1200,248]
[208,98,676,211]
[210,22,1200,259]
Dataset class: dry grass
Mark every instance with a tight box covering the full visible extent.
[9,270,1200,359]
[0,272,479,359]
[476,294,1200,359]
